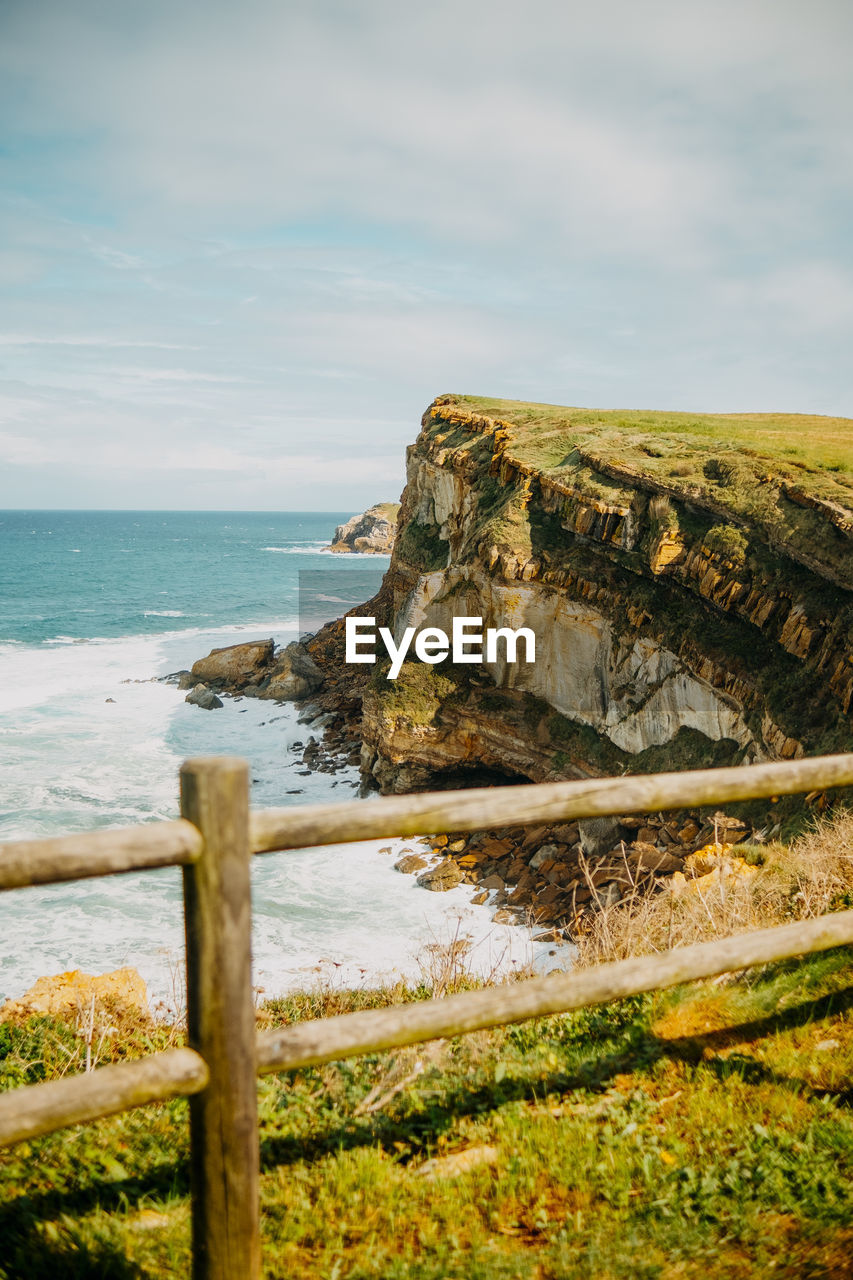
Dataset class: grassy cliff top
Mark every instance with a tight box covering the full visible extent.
[446,394,853,502]
[367,502,401,518]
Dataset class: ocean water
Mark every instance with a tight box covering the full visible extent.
[0,511,566,1008]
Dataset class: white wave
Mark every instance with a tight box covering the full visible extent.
[318,548,391,559]
[144,610,185,617]
[0,785,574,1007]
[0,618,298,717]
[262,543,328,553]
[0,615,572,1007]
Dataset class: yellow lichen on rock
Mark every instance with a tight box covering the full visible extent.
[649,528,687,573]
[0,966,149,1021]
[668,843,758,896]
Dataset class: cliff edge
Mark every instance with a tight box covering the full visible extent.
[319,395,853,796]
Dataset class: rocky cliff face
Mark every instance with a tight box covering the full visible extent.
[356,395,853,794]
[327,503,400,554]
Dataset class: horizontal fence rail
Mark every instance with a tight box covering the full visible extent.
[0,1048,209,1148]
[249,753,853,854]
[0,818,203,891]
[257,909,853,1073]
[1,751,852,1279]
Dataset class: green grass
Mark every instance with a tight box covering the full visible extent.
[422,391,850,591]
[2,949,852,1277]
[395,519,448,571]
[368,502,401,520]
[369,659,464,729]
[454,394,853,484]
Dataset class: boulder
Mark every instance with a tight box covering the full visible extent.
[263,642,323,701]
[529,842,560,870]
[417,859,465,891]
[191,638,275,688]
[549,822,580,845]
[521,824,551,851]
[186,683,223,710]
[627,842,684,874]
[1,966,148,1021]
[579,816,622,858]
[394,854,428,874]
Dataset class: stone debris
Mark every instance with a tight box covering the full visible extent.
[185,683,223,710]
[416,859,466,892]
[394,854,428,874]
[386,808,759,938]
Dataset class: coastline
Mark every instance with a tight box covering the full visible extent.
[0,615,573,1011]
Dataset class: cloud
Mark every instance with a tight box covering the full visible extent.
[0,335,199,349]
[0,0,850,508]
[6,0,847,264]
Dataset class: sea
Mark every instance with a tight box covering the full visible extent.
[0,510,567,1012]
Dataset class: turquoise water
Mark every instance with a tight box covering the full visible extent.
[0,509,355,645]
[0,511,559,1006]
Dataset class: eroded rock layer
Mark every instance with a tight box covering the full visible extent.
[348,395,853,793]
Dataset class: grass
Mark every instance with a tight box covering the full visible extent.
[369,659,467,730]
[1,815,852,1277]
[453,394,853,484]
[573,807,853,969]
[2,954,852,1277]
[367,502,401,520]
[423,393,853,591]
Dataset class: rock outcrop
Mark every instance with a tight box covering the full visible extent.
[310,394,852,796]
[1,967,149,1021]
[186,638,322,702]
[326,503,400,554]
[265,642,324,701]
[191,638,275,688]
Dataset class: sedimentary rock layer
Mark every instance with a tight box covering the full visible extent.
[353,395,853,793]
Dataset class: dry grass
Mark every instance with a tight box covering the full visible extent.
[573,808,853,968]
[2,823,852,1277]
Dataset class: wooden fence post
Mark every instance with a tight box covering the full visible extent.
[181,757,260,1280]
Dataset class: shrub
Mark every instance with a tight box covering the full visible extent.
[396,519,448,571]
[573,808,853,968]
[704,454,755,490]
[648,494,679,531]
[703,523,749,566]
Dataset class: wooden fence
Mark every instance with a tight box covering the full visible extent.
[2,752,853,1278]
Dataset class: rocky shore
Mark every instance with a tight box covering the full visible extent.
[175,632,777,942]
[169,636,324,710]
[178,391,851,942]
[387,809,762,940]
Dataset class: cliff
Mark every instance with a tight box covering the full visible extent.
[326,503,400,554]
[340,395,853,796]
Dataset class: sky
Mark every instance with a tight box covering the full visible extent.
[1,0,852,510]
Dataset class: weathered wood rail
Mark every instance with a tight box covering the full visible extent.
[1,752,853,1279]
